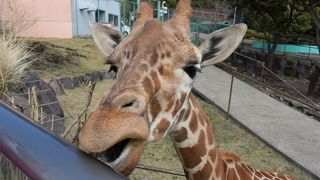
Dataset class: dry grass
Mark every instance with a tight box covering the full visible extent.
[27,38,106,80]
[58,80,314,180]
[0,33,33,91]
[0,154,29,180]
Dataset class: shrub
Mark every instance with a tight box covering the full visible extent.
[245,29,272,40]
[0,33,33,92]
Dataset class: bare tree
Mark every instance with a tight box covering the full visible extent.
[61,82,96,144]
[294,0,320,96]
[0,0,35,35]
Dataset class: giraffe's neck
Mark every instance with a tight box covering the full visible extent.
[170,95,292,180]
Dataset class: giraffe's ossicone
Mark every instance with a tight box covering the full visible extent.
[79,0,293,179]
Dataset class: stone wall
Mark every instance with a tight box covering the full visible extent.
[49,70,115,95]
[8,72,65,135]
[229,48,320,79]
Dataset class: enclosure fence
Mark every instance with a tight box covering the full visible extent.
[218,51,320,121]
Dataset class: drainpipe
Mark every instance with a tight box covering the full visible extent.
[157,0,160,20]
[97,0,100,22]
[75,0,79,36]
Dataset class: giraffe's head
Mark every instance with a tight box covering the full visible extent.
[79,0,246,175]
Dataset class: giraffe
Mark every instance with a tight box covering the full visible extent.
[78,0,294,179]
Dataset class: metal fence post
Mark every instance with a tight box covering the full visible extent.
[227,75,234,119]
[259,63,265,90]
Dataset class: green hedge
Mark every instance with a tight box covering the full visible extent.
[245,29,271,40]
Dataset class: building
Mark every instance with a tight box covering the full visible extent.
[72,0,120,37]
[1,0,120,38]
[1,0,73,38]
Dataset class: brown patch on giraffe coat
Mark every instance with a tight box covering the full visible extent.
[143,77,154,95]
[158,65,164,75]
[150,98,161,120]
[164,92,174,111]
[259,170,274,179]
[222,152,241,161]
[158,65,172,77]
[238,163,254,177]
[180,93,186,105]
[192,160,212,180]
[172,93,186,117]
[178,131,206,168]
[153,118,170,138]
[255,170,264,178]
[235,162,252,179]
[253,176,260,180]
[189,112,198,133]
[172,100,181,117]
[206,125,214,145]
[161,53,165,59]
[131,72,141,81]
[166,51,171,57]
[173,127,188,143]
[182,106,191,122]
[150,52,158,66]
[126,51,131,59]
[226,168,238,180]
[139,64,148,73]
[198,110,206,126]
[215,156,227,179]
[151,71,160,92]
[276,173,290,179]
[176,109,185,123]
[209,149,217,164]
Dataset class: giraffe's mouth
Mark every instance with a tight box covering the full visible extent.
[94,138,146,175]
[95,138,131,168]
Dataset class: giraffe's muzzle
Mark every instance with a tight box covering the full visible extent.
[79,106,149,175]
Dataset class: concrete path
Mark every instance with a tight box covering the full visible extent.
[193,66,320,179]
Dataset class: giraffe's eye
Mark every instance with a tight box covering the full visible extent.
[183,65,201,79]
[108,65,118,74]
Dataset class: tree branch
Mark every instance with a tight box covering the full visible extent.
[61,81,96,140]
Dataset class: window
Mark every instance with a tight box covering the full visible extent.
[95,10,105,22]
[108,14,119,27]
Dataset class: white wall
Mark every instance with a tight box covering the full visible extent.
[72,0,120,36]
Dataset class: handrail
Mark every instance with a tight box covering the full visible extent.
[0,101,126,180]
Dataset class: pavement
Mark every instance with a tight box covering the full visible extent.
[193,66,320,179]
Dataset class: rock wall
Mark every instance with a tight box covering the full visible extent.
[8,72,65,135]
[229,48,320,79]
[49,70,114,95]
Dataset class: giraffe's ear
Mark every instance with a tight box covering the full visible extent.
[198,24,247,67]
[90,22,123,57]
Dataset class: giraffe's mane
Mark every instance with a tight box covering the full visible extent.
[221,151,241,162]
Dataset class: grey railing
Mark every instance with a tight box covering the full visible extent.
[0,101,126,180]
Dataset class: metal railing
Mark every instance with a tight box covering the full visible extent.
[219,51,320,119]
[0,101,126,180]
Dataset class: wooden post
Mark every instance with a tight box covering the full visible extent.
[30,86,39,122]
[51,114,54,132]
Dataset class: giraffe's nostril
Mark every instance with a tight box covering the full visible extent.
[121,99,136,108]
[112,93,145,114]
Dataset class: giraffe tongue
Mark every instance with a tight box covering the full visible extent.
[97,139,130,164]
